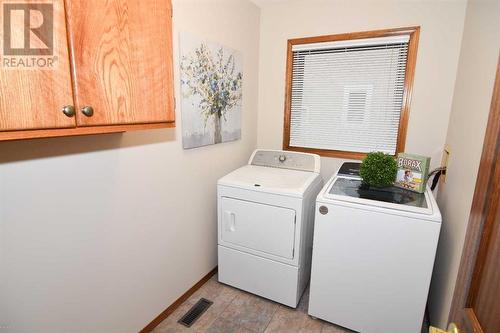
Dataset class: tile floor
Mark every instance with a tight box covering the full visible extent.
[153,274,352,333]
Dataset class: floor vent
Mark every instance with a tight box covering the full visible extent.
[178,298,213,327]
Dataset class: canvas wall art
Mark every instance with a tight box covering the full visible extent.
[180,33,243,149]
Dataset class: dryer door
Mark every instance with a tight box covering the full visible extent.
[220,197,296,259]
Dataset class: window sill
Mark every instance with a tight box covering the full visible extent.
[283,145,392,160]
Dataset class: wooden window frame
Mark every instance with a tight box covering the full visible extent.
[282,26,420,160]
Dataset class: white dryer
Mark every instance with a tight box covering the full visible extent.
[217,149,322,307]
[309,162,441,333]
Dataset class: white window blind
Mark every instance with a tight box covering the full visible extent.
[289,35,410,155]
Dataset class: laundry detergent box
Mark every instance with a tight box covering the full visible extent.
[395,153,431,193]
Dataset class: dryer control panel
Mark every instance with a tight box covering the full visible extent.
[249,149,320,173]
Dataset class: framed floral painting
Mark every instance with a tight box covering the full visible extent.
[180,33,243,149]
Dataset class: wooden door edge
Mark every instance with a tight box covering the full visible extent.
[463,308,485,333]
[448,55,500,325]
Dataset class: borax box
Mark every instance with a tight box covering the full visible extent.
[395,153,431,193]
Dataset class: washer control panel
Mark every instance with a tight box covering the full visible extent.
[249,149,320,173]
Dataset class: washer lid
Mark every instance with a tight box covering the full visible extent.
[323,176,435,216]
[218,165,319,197]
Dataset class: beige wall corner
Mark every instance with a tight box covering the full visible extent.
[429,0,500,327]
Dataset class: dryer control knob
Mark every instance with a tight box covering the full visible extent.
[278,155,287,163]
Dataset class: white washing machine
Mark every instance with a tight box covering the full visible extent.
[217,149,323,307]
[309,162,441,333]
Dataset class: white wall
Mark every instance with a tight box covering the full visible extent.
[256,0,467,179]
[429,0,500,327]
[0,1,260,332]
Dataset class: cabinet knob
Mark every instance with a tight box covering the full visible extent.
[62,105,75,117]
[81,106,94,117]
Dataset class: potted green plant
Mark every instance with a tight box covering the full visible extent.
[359,152,398,188]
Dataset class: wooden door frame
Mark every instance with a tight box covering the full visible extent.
[448,55,500,328]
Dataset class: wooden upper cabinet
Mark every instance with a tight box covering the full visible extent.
[0,0,75,131]
[64,0,175,127]
[0,0,174,141]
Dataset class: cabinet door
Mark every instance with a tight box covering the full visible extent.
[65,0,175,126]
[0,0,75,131]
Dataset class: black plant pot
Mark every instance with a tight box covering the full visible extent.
[359,182,392,191]
[357,182,397,202]
[357,182,420,205]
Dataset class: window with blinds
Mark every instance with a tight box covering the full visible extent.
[284,28,419,158]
